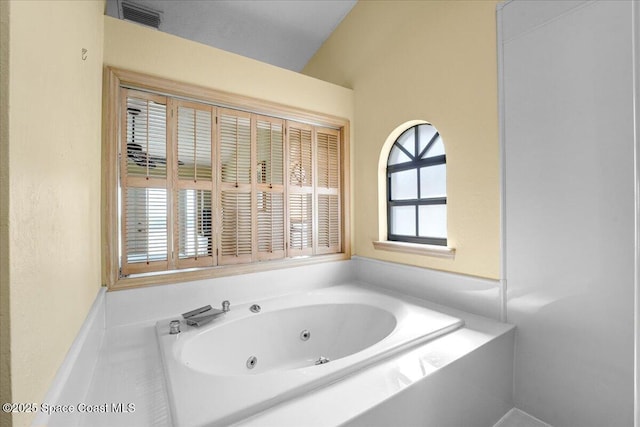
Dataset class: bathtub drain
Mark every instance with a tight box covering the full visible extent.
[315,356,330,365]
[300,330,311,341]
[246,356,257,369]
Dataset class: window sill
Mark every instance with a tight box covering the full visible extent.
[109,253,350,291]
[372,240,455,259]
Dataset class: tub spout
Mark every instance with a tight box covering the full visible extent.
[182,302,229,327]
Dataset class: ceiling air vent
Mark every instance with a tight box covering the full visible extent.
[120,2,161,29]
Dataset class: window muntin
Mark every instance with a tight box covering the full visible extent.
[387,123,447,246]
[116,85,345,281]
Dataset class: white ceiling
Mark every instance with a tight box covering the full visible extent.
[105,0,356,72]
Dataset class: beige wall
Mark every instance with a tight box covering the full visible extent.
[103,16,354,129]
[304,0,501,279]
[0,1,11,426]
[3,1,105,426]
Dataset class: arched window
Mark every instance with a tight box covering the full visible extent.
[387,123,447,245]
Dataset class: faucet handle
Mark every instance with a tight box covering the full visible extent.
[222,300,230,312]
[169,320,181,334]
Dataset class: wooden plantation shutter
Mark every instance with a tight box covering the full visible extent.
[174,101,216,269]
[108,71,349,287]
[287,122,314,256]
[218,109,253,264]
[256,115,285,260]
[120,89,170,275]
[315,127,341,254]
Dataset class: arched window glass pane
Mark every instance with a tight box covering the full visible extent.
[386,122,447,245]
[391,206,416,235]
[419,205,447,238]
[422,135,445,159]
[390,169,417,200]
[418,124,437,155]
[388,146,412,165]
[396,127,415,157]
[420,164,446,198]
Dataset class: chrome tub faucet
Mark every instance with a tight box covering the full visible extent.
[182,301,230,327]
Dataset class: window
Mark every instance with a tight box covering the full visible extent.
[105,68,349,289]
[387,123,447,246]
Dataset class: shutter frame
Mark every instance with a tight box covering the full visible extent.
[120,89,171,276]
[174,100,216,269]
[218,109,254,265]
[256,115,286,261]
[286,122,314,257]
[315,127,341,255]
[107,69,349,289]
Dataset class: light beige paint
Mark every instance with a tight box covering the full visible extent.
[5,1,104,426]
[0,1,11,426]
[102,16,355,273]
[103,17,354,128]
[304,0,501,279]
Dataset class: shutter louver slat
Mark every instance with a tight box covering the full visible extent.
[126,97,167,178]
[288,127,312,186]
[178,189,213,260]
[124,187,168,266]
[316,128,340,254]
[289,193,313,252]
[257,122,269,185]
[318,194,329,249]
[257,119,284,185]
[220,113,251,184]
[220,191,252,264]
[175,102,215,269]
[329,135,339,189]
[287,123,314,257]
[272,126,284,185]
[317,133,329,189]
[177,107,212,181]
[256,116,285,261]
[330,196,340,247]
[257,192,285,260]
[316,131,339,190]
[317,194,340,253]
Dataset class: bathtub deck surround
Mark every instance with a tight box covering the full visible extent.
[157,285,464,426]
[41,259,513,427]
[494,409,552,427]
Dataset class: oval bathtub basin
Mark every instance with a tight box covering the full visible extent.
[181,303,396,375]
[156,284,464,427]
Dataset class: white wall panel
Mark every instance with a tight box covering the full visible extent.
[106,260,355,327]
[502,1,635,425]
[501,0,588,43]
[354,256,502,320]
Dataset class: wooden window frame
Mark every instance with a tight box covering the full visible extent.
[103,67,351,290]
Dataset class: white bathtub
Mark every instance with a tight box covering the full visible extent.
[156,284,464,426]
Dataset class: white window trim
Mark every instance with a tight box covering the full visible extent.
[372,240,455,259]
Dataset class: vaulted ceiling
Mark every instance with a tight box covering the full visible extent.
[105,0,357,72]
